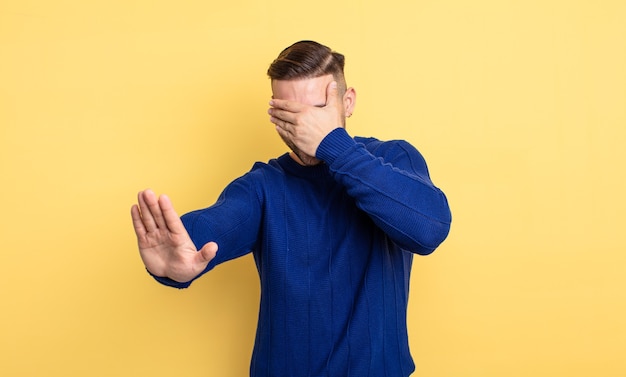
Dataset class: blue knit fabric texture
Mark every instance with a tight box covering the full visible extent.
[152,128,451,377]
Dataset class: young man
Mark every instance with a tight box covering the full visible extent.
[131,40,451,376]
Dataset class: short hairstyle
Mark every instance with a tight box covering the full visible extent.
[267,40,346,83]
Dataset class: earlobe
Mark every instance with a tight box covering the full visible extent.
[344,87,356,117]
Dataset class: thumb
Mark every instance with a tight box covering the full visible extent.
[197,241,218,264]
[325,81,338,107]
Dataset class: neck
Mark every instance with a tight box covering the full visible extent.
[289,151,321,166]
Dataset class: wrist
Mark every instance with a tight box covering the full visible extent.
[315,127,356,164]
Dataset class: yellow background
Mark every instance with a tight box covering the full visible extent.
[1,0,625,376]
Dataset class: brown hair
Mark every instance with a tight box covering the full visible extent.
[267,40,346,85]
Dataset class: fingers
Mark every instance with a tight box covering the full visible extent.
[270,117,293,138]
[137,190,158,232]
[136,189,168,232]
[268,106,297,127]
[131,204,147,238]
[268,80,339,122]
[158,194,186,234]
[268,97,310,127]
[273,123,292,144]
[269,109,297,140]
[269,98,303,113]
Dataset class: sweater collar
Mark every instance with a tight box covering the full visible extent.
[277,153,330,179]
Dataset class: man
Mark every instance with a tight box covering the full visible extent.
[131,40,451,376]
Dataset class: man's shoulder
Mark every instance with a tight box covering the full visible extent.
[354,136,416,156]
[354,135,379,145]
[243,153,291,180]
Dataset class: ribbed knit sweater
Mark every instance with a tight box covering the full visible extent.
[152,128,452,376]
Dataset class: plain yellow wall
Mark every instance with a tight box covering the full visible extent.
[2,1,625,376]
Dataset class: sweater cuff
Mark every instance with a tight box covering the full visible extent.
[148,269,192,289]
[316,128,357,164]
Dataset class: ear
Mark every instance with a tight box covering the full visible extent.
[343,87,356,118]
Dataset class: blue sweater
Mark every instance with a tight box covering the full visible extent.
[153,128,451,376]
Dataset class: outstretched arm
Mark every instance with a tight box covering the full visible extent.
[131,189,218,283]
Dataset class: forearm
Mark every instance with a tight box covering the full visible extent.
[183,176,262,267]
[317,128,451,254]
[149,176,262,288]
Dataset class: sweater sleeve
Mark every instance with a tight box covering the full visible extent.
[150,172,263,288]
[316,128,451,254]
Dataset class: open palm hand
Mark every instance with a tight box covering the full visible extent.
[131,189,217,283]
